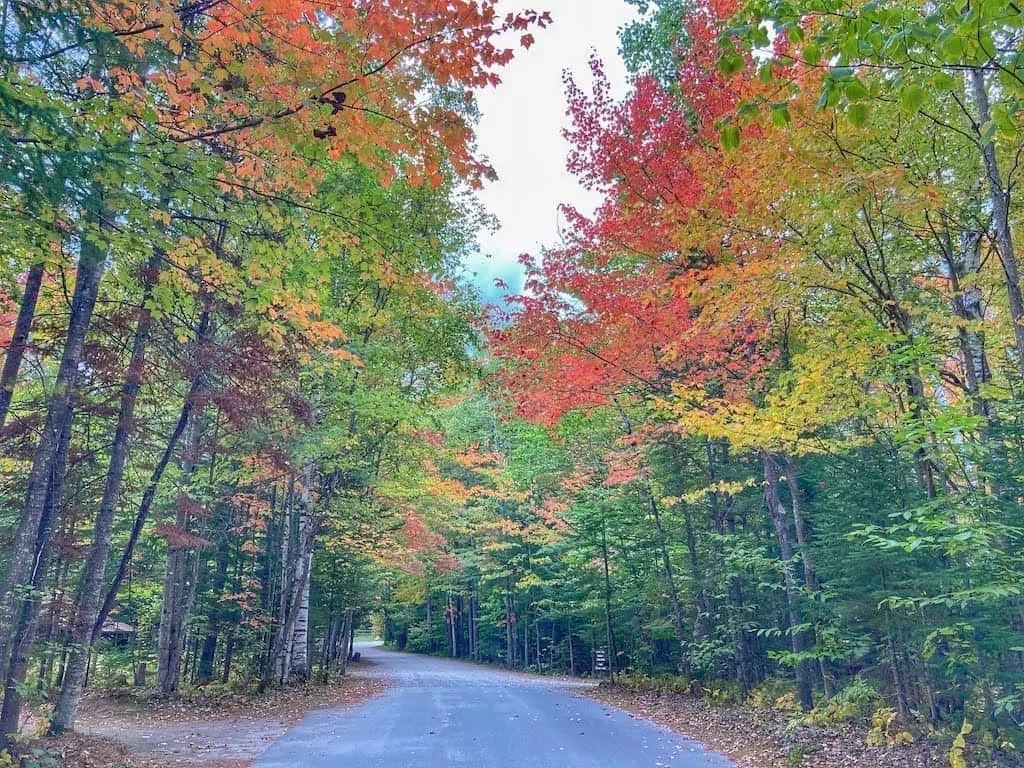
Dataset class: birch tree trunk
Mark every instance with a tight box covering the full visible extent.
[288,463,314,680]
[288,553,312,679]
[762,450,813,711]
[264,460,316,686]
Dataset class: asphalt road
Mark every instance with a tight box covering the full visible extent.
[255,643,735,768]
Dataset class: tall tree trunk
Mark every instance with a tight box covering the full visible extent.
[707,440,758,691]
[0,260,44,435]
[0,417,72,747]
[92,376,198,641]
[157,406,206,694]
[600,516,617,679]
[0,227,105,681]
[782,453,833,697]
[275,478,294,682]
[51,253,159,733]
[337,608,354,675]
[263,460,316,687]
[221,631,235,683]
[504,582,514,668]
[567,617,575,675]
[647,491,688,670]
[37,553,69,691]
[288,548,312,679]
[198,539,230,684]
[762,450,813,711]
[782,454,817,591]
[155,308,214,694]
[941,228,992,415]
[448,591,457,658]
[288,469,313,680]
[969,67,1024,375]
[468,586,477,661]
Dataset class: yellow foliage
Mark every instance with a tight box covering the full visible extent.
[661,321,891,457]
[949,719,972,768]
[802,699,859,726]
[866,707,913,748]
[773,692,800,712]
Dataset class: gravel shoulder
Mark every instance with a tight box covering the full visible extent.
[68,667,388,766]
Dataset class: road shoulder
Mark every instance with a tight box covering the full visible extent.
[27,672,388,768]
[585,683,948,768]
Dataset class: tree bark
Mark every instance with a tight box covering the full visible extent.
[92,374,198,642]
[0,417,72,747]
[197,539,230,684]
[782,454,817,592]
[263,460,316,687]
[647,491,688,670]
[448,591,457,658]
[941,228,991,415]
[155,309,214,694]
[157,404,206,694]
[762,450,813,711]
[969,67,1024,375]
[51,253,159,733]
[0,260,44,435]
[600,515,617,679]
[288,550,312,679]
[0,227,105,682]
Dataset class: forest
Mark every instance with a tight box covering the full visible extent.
[0,0,1022,764]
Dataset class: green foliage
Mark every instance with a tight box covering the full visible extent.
[617,672,694,695]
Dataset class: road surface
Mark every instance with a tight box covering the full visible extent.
[256,643,734,767]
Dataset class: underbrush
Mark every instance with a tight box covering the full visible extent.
[600,671,1022,766]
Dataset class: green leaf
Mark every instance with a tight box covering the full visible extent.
[844,78,870,101]
[720,124,740,150]
[719,53,746,75]
[771,106,792,127]
[899,85,927,114]
[848,102,872,127]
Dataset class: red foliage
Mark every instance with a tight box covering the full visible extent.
[79,0,552,192]
[490,1,777,426]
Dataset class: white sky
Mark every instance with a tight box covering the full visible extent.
[465,0,638,301]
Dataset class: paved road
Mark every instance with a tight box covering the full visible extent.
[256,643,734,768]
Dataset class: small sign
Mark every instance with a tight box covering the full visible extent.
[594,648,608,673]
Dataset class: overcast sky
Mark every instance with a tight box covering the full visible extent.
[465,0,638,302]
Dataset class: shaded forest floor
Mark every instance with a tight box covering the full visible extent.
[18,668,388,768]
[586,683,1017,768]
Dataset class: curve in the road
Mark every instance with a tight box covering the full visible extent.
[256,643,735,768]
